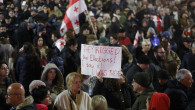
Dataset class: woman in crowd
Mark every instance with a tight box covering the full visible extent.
[41,63,64,101]
[54,72,91,110]
[0,62,15,110]
[16,42,41,96]
[134,39,152,60]
[29,80,52,110]
[146,92,170,110]
[91,95,108,110]
[34,36,48,71]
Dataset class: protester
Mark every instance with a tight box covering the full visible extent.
[54,72,91,110]
[165,69,194,110]
[6,83,37,110]
[91,95,108,110]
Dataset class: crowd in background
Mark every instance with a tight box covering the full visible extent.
[0,0,195,110]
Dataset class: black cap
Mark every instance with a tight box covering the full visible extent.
[183,37,192,42]
[137,54,150,64]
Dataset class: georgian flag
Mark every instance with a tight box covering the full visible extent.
[133,31,143,48]
[151,15,162,34]
[60,0,87,36]
[0,0,3,4]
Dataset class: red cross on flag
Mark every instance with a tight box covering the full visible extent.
[60,0,87,36]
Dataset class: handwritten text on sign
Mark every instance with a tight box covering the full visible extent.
[81,44,122,78]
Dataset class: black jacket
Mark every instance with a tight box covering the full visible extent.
[165,79,189,110]
[93,80,135,110]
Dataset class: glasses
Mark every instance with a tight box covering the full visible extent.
[158,52,165,54]
[0,67,8,70]
[5,93,22,97]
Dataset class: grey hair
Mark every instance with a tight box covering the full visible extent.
[176,69,190,81]
[192,42,195,48]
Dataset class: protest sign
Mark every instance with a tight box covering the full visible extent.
[81,44,122,78]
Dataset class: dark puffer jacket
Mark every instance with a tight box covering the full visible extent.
[165,79,189,110]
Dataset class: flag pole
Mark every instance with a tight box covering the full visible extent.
[87,11,97,38]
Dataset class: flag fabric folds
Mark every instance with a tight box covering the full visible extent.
[60,0,87,36]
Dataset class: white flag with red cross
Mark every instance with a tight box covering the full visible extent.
[0,0,3,4]
[151,15,162,34]
[60,0,87,36]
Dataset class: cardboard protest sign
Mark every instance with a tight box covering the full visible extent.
[81,44,122,78]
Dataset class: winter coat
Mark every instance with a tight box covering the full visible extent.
[76,34,87,52]
[54,90,91,110]
[0,77,15,110]
[164,50,181,68]
[126,64,144,86]
[16,96,37,110]
[181,52,193,70]
[131,86,154,110]
[164,79,189,110]
[93,80,135,110]
[61,47,80,78]
[16,53,41,96]
[41,63,64,95]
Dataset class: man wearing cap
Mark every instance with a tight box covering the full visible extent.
[126,54,150,86]
[117,27,132,46]
[177,37,192,61]
[98,37,109,46]
[131,72,154,110]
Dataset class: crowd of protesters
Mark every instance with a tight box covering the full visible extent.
[0,0,195,110]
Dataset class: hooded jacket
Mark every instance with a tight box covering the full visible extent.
[149,92,170,110]
[16,96,37,110]
[41,63,64,95]
[165,79,189,110]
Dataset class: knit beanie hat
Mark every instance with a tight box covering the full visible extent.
[158,69,170,79]
[98,37,109,45]
[133,72,150,88]
[137,54,150,64]
[29,80,46,94]
[149,92,170,110]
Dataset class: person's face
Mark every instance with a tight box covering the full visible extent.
[47,69,57,81]
[112,17,117,22]
[158,78,168,85]
[40,91,52,106]
[183,42,192,49]
[0,14,4,20]
[110,36,118,45]
[118,74,125,84]
[71,76,82,93]
[142,44,151,52]
[0,64,9,77]
[159,9,165,16]
[142,21,148,27]
[157,48,165,60]
[115,9,120,15]
[6,87,25,107]
[37,37,43,47]
[5,19,11,24]
[9,11,14,18]
[0,27,7,32]
[132,80,141,92]
[139,64,149,71]
[82,29,90,36]
[167,42,171,51]
[70,44,78,52]
[180,72,193,88]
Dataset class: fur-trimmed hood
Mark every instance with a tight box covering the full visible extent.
[41,63,64,95]
[16,96,34,110]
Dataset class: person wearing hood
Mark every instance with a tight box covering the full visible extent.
[147,92,170,110]
[165,69,193,110]
[41,63,64,101]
